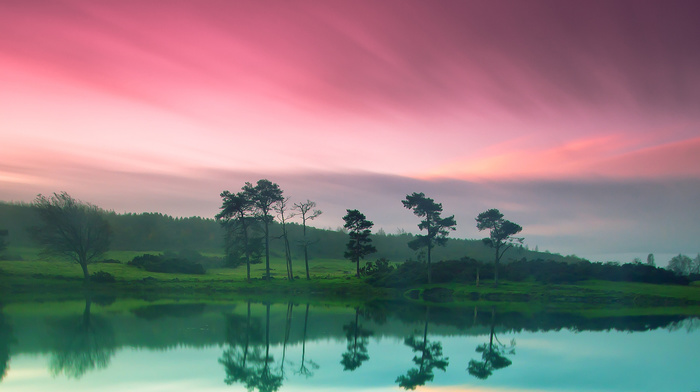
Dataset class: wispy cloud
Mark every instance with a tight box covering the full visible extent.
[1,0,699,259]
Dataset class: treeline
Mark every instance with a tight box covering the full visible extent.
[365,258,691,288]
[0,201,580,265]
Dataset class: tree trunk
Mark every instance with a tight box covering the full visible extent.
[264,220,271,280]
[80,258,90,283]
[427,241,432,284]
[303,224,310,280]
[243,223,251,282]
[493,246,500,287]
[284,233,293,281]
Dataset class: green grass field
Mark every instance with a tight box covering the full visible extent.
[2,247,700,313]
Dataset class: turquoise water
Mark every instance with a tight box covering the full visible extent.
[1,300,698,391]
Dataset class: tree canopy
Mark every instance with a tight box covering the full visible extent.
[402,192,456,283]
[476,208,523,286]
[217,190,257,279]
[342,209,377,277]
[243,180,284,280]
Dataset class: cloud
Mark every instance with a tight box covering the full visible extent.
[2,1,700,262]
[423,134,700,180]
[2,0,700,120]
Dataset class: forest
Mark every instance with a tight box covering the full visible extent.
[0,200,580,265]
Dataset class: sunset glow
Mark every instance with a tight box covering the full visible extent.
[1,0,699,260]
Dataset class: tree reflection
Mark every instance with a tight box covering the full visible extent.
[49,297,116,379]
[0,309,14,382]
[468,307,515,379]
[341,307,373,371]
[396,308,449,390]
[220,301,263,388]
[251,303,283,392]
[220,302,282,392]
[278,302,293,380]
[296,304,319,378]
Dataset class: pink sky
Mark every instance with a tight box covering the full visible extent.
[1,0,699,261]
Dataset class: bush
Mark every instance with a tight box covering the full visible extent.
[360,258,394,277]
[367,261,427,287]
[91,271,116,283]
[128,253,205,275]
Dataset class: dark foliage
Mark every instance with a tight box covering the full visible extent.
[343,209,377,277]
[367,261,428,287]
[502,258,689,285]
[0,229,7,253]
[128,253,206,275]
[368,257,689,288]
[90,271,116,283]
[359,258,394,277]
[1,202,587,265]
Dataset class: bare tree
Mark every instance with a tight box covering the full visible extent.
[31,192,111,283]
[275,197,296,281]
[293,200,322,280]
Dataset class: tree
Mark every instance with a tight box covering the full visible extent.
[216,190,256,280]
[31,192,111,283]
[475,209,523,286]
[342,210,377,277]
[244,180,284,280]
[402,192,456,284]
[646,253,655,267]
[293,200,322,280]
[667,254,694,276]
[275,198,296,281]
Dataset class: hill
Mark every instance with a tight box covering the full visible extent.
[0,201,584,264]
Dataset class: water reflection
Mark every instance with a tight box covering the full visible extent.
[468,307,515,379]
[396,308,449,390]
[48,297,116,379]
[296,303,318,378]
[0,298,698,391]
[341,307,372,371]
[220,301,264,389]
[0,307,14,382]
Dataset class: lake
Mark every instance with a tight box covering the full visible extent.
[1,298,698,391]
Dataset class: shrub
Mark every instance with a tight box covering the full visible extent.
[360,258,394,277]
[128,253,205,275]
[91,271,116,283]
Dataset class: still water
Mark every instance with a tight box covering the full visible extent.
[1,298,698,391]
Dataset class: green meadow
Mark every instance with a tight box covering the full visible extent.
[2,247,699,315]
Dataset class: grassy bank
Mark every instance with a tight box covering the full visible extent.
[1,249,700,313]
